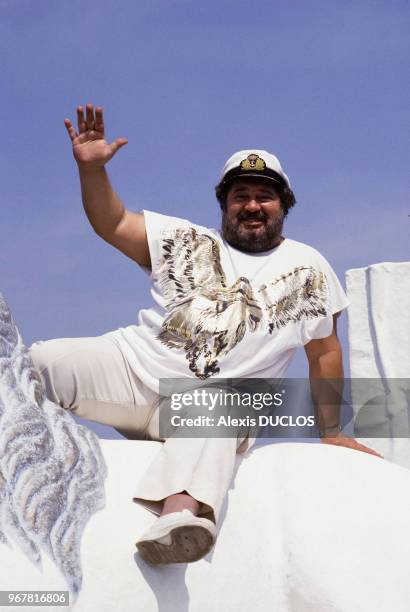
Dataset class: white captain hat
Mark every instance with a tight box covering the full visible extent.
[217,149,291,190]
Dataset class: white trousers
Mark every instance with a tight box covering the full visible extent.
[28,333,250,523]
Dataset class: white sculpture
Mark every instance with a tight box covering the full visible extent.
[346,262,410,467]
[0,293,107,598]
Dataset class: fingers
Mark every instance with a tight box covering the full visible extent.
[95,106,104,135]
[85,103,94,130]
[351,440,383,457]
[109,137,128,155]
[76,104,105,134]
[361,446,384,458]
[322,436,384,458]
[77,106,87,133]
[64,118,78,141]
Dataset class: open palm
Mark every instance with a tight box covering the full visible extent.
[64,104,128,168]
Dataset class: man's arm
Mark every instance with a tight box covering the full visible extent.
[64,103,151,268]
[304,313,344,435]
[304,313,383,458]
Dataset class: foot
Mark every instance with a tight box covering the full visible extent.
[161,492,200,517]
[136,509,216,565]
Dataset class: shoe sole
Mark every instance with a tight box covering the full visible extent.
[136,524,215,565]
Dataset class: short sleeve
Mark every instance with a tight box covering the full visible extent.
[142,210,191,278]
[299,252,350,345]
[316,253,350,316]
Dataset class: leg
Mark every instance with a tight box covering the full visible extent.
[133,388,253,524]
[161,492,200,516]
[29,335,221,564]
[134,430,250,564]
[133,385,256,563]
[28,334,158,436]
[133,433,249,524]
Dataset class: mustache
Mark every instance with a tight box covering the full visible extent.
[237,211,268,222]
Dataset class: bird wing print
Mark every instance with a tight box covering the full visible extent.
[257,266,330,334]
[157,228,228,307]
[155,228,330,379]
[159,277,264,378]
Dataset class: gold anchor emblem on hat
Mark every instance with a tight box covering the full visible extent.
[240,153,266,172]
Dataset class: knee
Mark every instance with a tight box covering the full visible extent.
[28,340,76,409]
[29,340,51,375]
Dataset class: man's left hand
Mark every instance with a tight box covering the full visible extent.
[320,435,384,458]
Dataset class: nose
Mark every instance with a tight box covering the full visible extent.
[244,198,261,212]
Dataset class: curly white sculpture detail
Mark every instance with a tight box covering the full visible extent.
[0,293,107,598]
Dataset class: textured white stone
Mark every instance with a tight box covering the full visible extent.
[346,262,410,467]
[0,294,107,599]
[1,439,410,611]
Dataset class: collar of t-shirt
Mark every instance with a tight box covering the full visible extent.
[217,232,287,284]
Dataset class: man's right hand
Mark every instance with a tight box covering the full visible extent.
[64,103,128,168]
[64,103,150,267]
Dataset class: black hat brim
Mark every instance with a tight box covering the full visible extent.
[217,168,288,190]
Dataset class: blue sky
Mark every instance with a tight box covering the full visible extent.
[1,1,408,437]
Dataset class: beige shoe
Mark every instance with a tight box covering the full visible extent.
[136,509,216,565]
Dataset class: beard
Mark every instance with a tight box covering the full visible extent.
[221,208,285,253]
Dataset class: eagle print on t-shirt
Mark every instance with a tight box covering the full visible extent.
[156,228,330,379]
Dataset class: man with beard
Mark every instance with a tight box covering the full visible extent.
[29,104,382,566]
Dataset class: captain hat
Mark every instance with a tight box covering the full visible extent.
[217,149,291,190]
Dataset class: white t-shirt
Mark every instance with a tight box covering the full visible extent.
[107,210,350,393]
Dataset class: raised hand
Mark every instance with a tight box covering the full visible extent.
[64,104,128,168]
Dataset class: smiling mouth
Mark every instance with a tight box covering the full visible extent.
[241,220,265,228]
